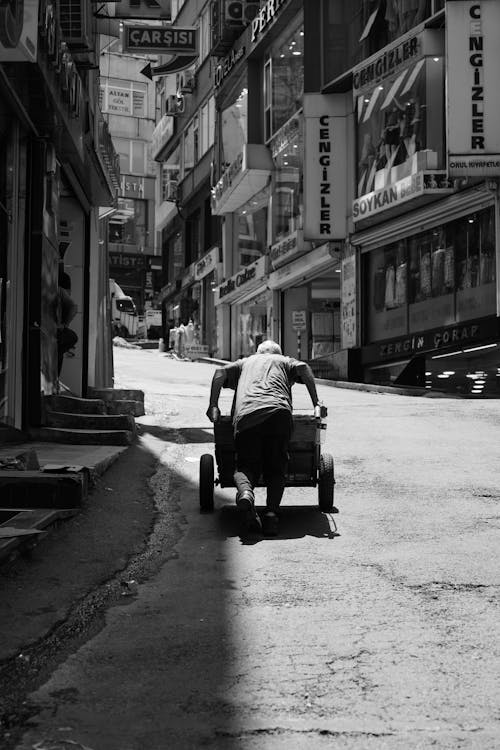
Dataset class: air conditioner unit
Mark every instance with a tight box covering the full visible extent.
[224,0,260,28]
[179,72,196,94]
[59,0,93,53]
[165,180,178,202]
[165,94,185,116]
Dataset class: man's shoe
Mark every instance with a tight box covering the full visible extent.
[262,511,279,537]
[235,489,255,510]
[236,490,262,534]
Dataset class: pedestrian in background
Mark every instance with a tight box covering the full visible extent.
[206,340,320,536]
[56,268,78,378]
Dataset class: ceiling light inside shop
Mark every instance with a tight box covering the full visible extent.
[443,371,455,375]
[293,51,301,55]
[433,57,440,62]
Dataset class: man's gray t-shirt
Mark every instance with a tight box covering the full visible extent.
[224,353,302,434]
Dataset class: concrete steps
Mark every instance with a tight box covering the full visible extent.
[29,427,134,446]
[45,410,136,433]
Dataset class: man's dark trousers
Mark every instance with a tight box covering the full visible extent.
[233,410,293,511]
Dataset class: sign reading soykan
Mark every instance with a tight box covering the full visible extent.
[447,1,500,177]
[352,171,453,222]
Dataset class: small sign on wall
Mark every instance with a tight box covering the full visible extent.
[292,310,307,331]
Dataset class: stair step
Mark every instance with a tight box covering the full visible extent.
[44,394,107,415]
[106,399,145,417]
[29,427,134,446]
[45,411,136,433]
[0,470,86,508]
[88,387,145,404]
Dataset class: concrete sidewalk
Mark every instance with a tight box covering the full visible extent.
[0,441,128,478]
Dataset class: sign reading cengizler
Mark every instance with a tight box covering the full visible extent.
[447,1,500,177]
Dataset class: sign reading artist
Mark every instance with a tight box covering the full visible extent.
[303,94,348,241]
[447,1,500,177]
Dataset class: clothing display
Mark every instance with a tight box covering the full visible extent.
[420,251,431,297]
[444,246,454,289]
[431,247,445,296]
[374,268,386,311]
[395,262,407,306]
[384,264,396,308]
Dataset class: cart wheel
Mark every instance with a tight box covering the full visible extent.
[318,453,335,512]
[199,454,214,512]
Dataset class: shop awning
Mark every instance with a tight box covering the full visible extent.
[268,243,338,290]
[211,144,274,215]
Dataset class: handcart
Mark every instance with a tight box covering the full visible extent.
[199,407,335,513]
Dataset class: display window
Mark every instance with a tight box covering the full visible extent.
[236,186,269,268]
[236,290,272,358]
[220,79,248,170]
[356,55,445,197]
[271,116,304,244]
[364,206,496,344]
[322,1,445,85]
[265,20,304,142]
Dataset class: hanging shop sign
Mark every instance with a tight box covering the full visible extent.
[109,252,151,270]
[352,171,453,223]
[123,25,198,73]
[249,0,290,45]
[112,0,171,19]
[268,242,334,290]
[120,175,155,200]
[447,1,500,177]
[194,247,220,281]
[0,0,38,61]
[214,255,267,304]
[303,94,348,241]
[361,316,499,364]
[269,230,309,270]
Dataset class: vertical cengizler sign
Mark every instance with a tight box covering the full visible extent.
[447,0,500,176]
[303,94,348,241]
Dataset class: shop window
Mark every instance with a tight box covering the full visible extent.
[237,290,270,358]
[271,116,304,242]
[200,97,215,155]
[221,82,248,170]
[236,186,269,267]
[364,206,496,344]
[113,138,147,176]
[356,56,445,197]
[267,23,304,140]
[161,144,180,202]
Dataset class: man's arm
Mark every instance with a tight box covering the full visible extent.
[206,367,227,422]
[295,362,319,407]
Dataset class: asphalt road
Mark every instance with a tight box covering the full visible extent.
[6,347,500,749]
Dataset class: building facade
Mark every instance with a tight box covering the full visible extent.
[0,0,119,435]
[207,0,500,397]
[99,36,160,315]
[154,0,220,357]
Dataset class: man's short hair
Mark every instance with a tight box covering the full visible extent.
[257,340,282,355]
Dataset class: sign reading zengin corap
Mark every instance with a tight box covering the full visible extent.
[447,0,500,176]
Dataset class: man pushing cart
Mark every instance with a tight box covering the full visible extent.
[206,340,331,537]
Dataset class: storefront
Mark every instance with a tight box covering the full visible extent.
[356,194,499,395]
[214,255,271,358]
[194,245,221,356]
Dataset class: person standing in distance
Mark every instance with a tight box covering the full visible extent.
[206,340,321,536]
